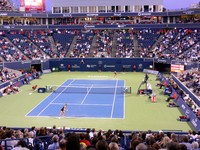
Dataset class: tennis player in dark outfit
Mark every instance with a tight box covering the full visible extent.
[59,104,67,119]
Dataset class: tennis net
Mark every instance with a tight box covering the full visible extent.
[45,85,131,94]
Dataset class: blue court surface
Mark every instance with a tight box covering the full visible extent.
[26,79,125,119]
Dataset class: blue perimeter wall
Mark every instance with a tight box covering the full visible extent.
[0,58,153,71]
[49,58,153,72]
[160,74,200,131]
[0,59,49,70]
[0,58,198,72]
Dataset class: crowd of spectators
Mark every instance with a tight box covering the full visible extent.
[0,28,198,61]
[93,30,114,58]
[0,36,26,62]
[6,31,49,60]
[25,30,58,59]
[69,30,94,58]
[161,72,200,120]
[137,29,160,50]
[115,30,135,58]
[0,0,13,11]
[1,84,19,95]
[157,73,200,121]
[0,68,17,83]
[0,68,21,95]
[182,93,200,118]
[53,30,76,58]
[0,13,199,26]
[178,42,200,62]
[172,83,200,119]
[179,71,200,96]
[137,29,162,58]
[1,126,200,150]
[151,29,200,60]
[0,67,41,96]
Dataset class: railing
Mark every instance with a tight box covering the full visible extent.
[0,23,200,30]
[159,73,200,131]
[0,74,26,90]
[172,74,200,106]
[0,138,29,150]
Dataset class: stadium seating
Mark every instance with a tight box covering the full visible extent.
[115,30,135,58]
[0,36,26,62]
[53,30,76,58]
[137,29,160,50]
[178,71,200,97]
[0,28,198,61]
[0,126,199,150]
[6,31,48,60]
[70,30,95,58]
[0,0,13,11]
[179,43,200,62]
[0,68,17,84]
[94,30,114,58]
[25,30,58,58]
[152,29,200,60]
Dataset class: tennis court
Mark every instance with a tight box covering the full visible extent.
[26,79,126,118]
[0,72,191,131]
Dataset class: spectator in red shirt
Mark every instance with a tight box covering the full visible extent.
[133,65,136,72]
[79,133,91,147]
[67,64,71,72]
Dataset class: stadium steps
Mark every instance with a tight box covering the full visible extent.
[48,35,58,54]
[4,37,29,60]
[151,34,164,50]
[169,29,190,46]
[173,30,191,44]
[66,35,78,57]
[89,34,98,57]
[0,55,5,62]
[26,36,51,58]
[133,35,140,57]
[173,33,199,56]
[4,67,22,77]
[111,32,118,57]
[179,41,200,57]
[7,0,16,11]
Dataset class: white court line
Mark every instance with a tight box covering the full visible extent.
[46,84,123,88]
[36,80,75,116]
[81,84,93,104]
[26,115,123,119]
[110,79,118,118]
[71,78,111,80]
[25,80,68,117]
[51,103,112,106]
[88,76,109,78]
[64,84,91,87]
[66,84,121,87]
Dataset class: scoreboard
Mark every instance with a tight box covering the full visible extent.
[25,0,42,6]
[20,0,46,12]
[171,64,184,73]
